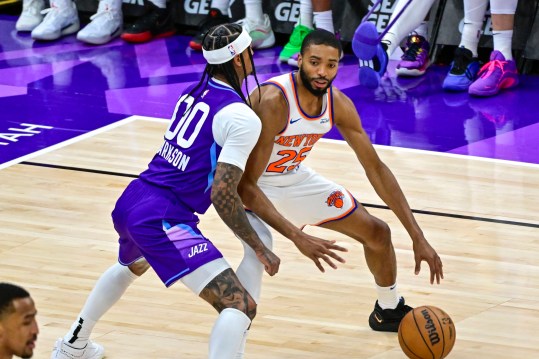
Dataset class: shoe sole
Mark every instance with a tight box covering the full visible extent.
[469,77,519,97]
[352,21,379,60]
[359,66,381,89]
[121,29,175,43]
[32,20,80,41]
[77,27,122,45]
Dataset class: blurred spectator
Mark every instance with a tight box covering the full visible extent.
[189,0,274,51]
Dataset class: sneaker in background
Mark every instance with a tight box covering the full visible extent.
[77,0,122,45]
[279,24,312,62]
[442,46,480,91]
[368,297,413,332]
[16,0,45,32]
[31,0,80,41]
[50,338,105,359]
[188,8,229,51]
[121,4,175,43]
[352,21,388,89]
[468,50,519,97]
[396,34,430,77]
[236,13,275,49]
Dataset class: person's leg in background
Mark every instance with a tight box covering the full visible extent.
[281,1,338,66]
[188,0,230,51]
[443,0,488,91]
[121,0,176,43]
[77,0,123,45]
[236,0,275,49]
[353,0,437,88]
[30,0,80,41]
[279,0,315,62]
[468,0,519,96]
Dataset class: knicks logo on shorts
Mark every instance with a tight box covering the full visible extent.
[326,190,344,209]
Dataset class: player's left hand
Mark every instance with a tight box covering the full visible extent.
[412,236,444,284]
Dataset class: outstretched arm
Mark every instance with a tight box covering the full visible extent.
[211,162,280,276]
[238,86,347,272]
[332,88,443,284]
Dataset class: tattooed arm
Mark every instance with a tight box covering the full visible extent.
[211,162,280,276]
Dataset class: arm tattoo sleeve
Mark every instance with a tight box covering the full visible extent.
[211,162,265,252]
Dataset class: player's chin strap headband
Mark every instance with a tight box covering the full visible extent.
[202,29,252,65]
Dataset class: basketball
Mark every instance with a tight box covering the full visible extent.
[398,306,456,359]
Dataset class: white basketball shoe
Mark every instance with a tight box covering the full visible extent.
[16,0,45,32]
[31,0,80,41]
[77,0,122,45]
[236,13,275,49]
[50,338,105,359]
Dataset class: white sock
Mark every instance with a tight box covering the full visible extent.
[235,213,272,303]
[211,0,229,14]
[64,263,138,348]
[489,0,518,15]
[235,330,249,359]
[460,0,488,57]
[233,214,271,357]
[314,10,334,33]
[382,0,437,55]
[298,0,313,29]
[243,0,263,22]
[493,30,514,60]
[147,0,165,9]
[376,283,400,310]
[209,308,251,359]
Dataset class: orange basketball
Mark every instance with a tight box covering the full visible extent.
[398,306,456,359]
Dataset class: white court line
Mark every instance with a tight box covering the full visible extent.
[320,137,539,169]
[0,116,139,171]
[5,114,537,171]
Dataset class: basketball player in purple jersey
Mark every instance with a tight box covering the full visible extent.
[238,30,444,334]
[51,24,347,359]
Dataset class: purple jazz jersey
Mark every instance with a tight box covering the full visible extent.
[114,80,245,286]
[139,79,246,214]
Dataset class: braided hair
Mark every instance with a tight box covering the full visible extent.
[188,23,260,108]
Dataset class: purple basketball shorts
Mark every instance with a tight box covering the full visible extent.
[112,179,223,287]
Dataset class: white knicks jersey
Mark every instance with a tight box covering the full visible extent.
[261,72,334,178]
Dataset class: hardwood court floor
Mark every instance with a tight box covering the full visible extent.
[1,117,538,358]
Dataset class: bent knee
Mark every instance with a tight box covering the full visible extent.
[128,259,150,276]
[366,217,391,249]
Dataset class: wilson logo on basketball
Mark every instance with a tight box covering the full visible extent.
[421,308,441,345]
[326,190,344,208]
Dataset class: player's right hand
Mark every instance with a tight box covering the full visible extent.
[255,248,281,276]
[295,233,347,272]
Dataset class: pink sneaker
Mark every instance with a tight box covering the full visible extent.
[468,50,519,97]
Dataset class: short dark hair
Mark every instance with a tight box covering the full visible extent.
[300,29,342,57]
[0,283,30,320]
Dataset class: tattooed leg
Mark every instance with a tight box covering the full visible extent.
[202,269,256,359]
[200,268,257,320]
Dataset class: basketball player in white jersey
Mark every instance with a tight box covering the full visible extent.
[238,29,444,335]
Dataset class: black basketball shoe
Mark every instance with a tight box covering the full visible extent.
[369,297,413,332]
[189,8,230,51]
[121,4,176,43]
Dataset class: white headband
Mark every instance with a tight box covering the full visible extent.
[202,28,252,65]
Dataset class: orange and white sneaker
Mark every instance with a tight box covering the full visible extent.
[235,13,275,49]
